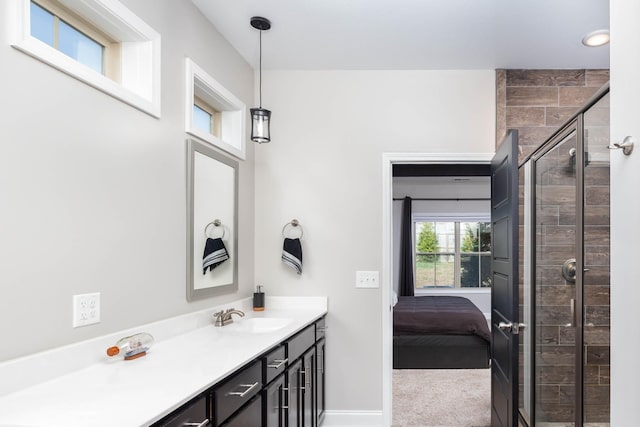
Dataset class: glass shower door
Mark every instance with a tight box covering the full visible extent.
[534,128,578,425]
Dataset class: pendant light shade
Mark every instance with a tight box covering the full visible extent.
[250,107,271,143]
[250,16,271,144]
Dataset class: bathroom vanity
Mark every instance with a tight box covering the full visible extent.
[155,316,326,426]
[0,297,327,427]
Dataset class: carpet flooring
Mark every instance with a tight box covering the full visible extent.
[392,368,491,427]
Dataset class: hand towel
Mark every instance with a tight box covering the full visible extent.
[282,237,303,275]
[202,237,230,274]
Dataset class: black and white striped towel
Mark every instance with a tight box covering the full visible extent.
[282,237,303,275]
[202,237,230,274]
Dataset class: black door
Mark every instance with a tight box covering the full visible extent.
[491,130,519,427]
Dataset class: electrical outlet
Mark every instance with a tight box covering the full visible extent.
[356,270,379,288]
[73,293,101,328]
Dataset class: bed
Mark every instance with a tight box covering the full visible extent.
[393,295,491,369]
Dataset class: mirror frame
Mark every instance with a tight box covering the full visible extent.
[186,138,238,301]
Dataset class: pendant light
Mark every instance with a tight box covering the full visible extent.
[250,16,271,144]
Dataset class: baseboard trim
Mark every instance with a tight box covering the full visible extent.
[321,410,384,426]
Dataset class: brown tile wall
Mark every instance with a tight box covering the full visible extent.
[496,69,609,164]
[509,70,610,424]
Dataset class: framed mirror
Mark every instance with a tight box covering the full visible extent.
[186,138,238,301]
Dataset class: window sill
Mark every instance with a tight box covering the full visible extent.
[13,38,160,117]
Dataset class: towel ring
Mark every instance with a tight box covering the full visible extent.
[282,219,304,239]
[204,219,226,239]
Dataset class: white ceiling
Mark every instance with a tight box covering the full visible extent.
[192,0,610,70]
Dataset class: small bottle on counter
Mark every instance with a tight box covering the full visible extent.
[253,285,265,311]
[106,332,154,360]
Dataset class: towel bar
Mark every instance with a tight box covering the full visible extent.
[204,219,226,239]
[282,219,304,239]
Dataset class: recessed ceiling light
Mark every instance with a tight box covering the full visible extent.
[582,29,610,47]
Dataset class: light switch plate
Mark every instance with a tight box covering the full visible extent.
[356,271,379,288]
[73,293,101,327]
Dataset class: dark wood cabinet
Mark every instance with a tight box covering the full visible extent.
[221,395,262,427]
[301,347,315,427]
[152,316,326,427]
[212,360,262,425]
[264,345,287,385]
[286,358,302,427]
[264,374,285,426]
[315,338,326,425]
[155,395,209,427]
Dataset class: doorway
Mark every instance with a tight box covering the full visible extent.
[381,153,495,426]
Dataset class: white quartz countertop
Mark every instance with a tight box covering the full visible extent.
[0,297,327,426]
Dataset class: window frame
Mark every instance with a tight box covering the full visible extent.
[185,58,247,160]
[9,0,161,117]
[413,216,491,290]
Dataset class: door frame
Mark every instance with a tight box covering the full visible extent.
[381,152,495,426]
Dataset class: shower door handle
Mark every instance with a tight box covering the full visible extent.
[565,298,577,328]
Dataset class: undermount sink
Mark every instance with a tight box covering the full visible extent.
[231,317,293,333]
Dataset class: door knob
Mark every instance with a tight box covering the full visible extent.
[562,258,577,283]
[498,321,512,331]
[498,322,526,334]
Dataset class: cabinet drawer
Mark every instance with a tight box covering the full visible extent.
[263,344,287,385]
[156,395,208,427]
[213,360,262,425]
[220,394,262,427]
[287,325,315,362]
[315,317,326,341]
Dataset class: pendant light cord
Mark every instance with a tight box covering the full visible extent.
[259,28,263,109]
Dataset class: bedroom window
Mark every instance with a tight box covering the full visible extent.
[414,220,491,289]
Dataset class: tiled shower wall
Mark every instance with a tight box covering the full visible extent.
[496,69,609,162]
[504,70,610,424]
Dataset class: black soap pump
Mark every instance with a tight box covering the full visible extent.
[253,285,265,311]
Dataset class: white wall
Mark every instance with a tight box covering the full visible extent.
[254,70,495,411]
[0,0,255,361]
[610,0,640,423]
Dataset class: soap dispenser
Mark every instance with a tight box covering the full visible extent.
[253,285,265,311]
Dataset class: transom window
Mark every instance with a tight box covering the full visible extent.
[193,97,222,138]
[29,0,116,77]
[414,220,491,289]
[185,58,247,160]
[11,0,161,117]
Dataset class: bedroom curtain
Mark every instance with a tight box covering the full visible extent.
[399,196,414,296]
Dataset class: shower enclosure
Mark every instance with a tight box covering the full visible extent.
[518,87,610,426]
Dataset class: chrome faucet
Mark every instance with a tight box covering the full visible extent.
[213,308,245,327]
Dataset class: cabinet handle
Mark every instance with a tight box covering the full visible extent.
[281,386,289,410]
[267,358,288,369]
[182,420,209,427]
[226,382,259,397]
[305,363,311,387]
[299,370,305,391]
[317,351,324,374]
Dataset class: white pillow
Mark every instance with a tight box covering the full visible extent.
[392,290,399,306]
